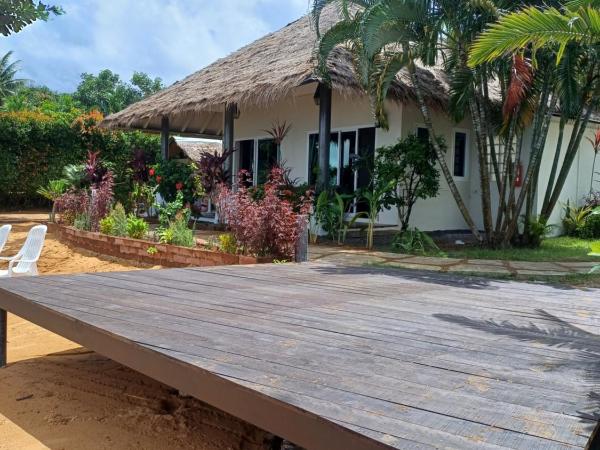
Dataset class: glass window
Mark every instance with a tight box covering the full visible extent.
[339,131,356,194]
[257,138,278,184]
[308,132,339,187]
[453,132,467,177]
[417,127,430,144]
[235,139,255,186]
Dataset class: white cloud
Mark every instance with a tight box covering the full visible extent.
[0,0,308,92]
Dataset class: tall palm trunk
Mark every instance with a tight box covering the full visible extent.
[407,63,482,242]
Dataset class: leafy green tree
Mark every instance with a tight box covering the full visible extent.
[131,71,163,97]
[0,51,25,104]
[73,69,163,115]
[375,134,441,231]
[2,85,81,114]
[0,0,63,36]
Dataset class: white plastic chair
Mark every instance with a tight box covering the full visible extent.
[0,225,47,278]
[0,224,11,255]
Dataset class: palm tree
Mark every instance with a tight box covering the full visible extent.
[469,2,600,67]
[312,0,484,242]
[0,51,25,103]
[468,0,600,228]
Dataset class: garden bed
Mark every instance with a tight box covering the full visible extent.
[48,223,269,268]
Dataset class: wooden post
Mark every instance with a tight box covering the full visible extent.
[317,84,332,192]
[223,103,236,183]
[0,309,6,368]
[160,116,169,161]
[295,216,309,263]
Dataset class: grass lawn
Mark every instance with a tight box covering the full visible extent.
[445,236,600,262]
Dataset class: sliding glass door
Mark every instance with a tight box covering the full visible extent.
[308,127,375,211]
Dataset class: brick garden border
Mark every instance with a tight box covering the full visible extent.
[47,223,267,268]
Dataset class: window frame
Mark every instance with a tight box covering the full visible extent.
[233,135,279,186]
[306,124,377,187]
[452,128,469,180]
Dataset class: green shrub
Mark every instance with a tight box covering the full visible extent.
[392,228,440,255]
[562,203,592,237]
[156,190,185,228]
[73,212,91,231]
[218,233,238,254]
[99,216,115,235]
[126,216,149,239]
[579,209,600,239]
[110,203,128,237]
[0,111,159,207]
[159,211,194,247]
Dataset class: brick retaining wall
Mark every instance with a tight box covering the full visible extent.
[48,223,266,268]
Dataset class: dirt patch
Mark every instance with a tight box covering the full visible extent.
[0,215,273,450]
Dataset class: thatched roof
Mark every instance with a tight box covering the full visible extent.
[170,137,222,162]
[101,6,450,135]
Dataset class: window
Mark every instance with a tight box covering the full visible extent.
[417,127,430,144]
[308,127,375,212]
[308,133,340,187]
[234,138,279,186]
[257,138,278,184]
[453,131,467,178]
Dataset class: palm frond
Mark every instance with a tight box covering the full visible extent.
[469,6,600,66]
[371,51,407,128]
[315,18,360,80]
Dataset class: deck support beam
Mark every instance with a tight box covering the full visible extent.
[0,308,6,367]
[223,103,236,184]
[160,116,170,161]
[317,83,332,192]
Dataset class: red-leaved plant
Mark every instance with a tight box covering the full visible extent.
[55,190,89,225]
[217,167,312,259]
[89,171,114,231]
[56,151,115,231]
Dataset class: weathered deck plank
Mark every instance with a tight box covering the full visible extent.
[0,263,598,449]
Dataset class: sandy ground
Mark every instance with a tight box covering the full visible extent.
[0,212,272,450]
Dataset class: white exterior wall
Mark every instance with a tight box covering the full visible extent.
[537,119,600,230]
[231,84,598,233]
[233,85,478,232]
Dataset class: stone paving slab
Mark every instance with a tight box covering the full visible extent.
[508,261,565,271]
[309,244,599,277]
[447,264,512,275]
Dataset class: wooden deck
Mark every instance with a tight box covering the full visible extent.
[0,263,598,449]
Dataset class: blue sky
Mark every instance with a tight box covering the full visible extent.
[0,0,309,93]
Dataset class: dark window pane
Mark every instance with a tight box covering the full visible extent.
[453,132,467,177]
[417,127,430,144]
[339,131,356,195]
[236,139,254,186]
[308,132,339,187]
[356,127,376,212]
[308,134,319,186]
[238,140,254,173]
[257,138,278,184]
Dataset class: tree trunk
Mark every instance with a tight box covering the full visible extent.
[541,115,566,212]
[407,63,482,242]
[469,94,493,244]
[503,95,557,245]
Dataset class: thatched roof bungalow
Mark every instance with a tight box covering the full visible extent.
[168,137,221,162]
[101,6,449,137]
[102,7,599,233]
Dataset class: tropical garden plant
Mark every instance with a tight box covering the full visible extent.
[37,178,69,222]
[375,134,441,231]
[218,167,313,258]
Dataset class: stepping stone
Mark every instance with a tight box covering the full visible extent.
[448,264,512,275]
